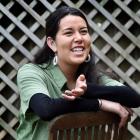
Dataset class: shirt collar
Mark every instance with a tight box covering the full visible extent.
[48,61,67,90]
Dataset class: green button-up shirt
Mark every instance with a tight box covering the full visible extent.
[16,62,123,140]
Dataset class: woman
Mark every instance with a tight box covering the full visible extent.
[16,6,140,140]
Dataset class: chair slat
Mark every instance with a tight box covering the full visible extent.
[87,126,92,140]
[66,129,71,140]
[81,127,86,140]
[93,126,99,140]
[73,128,79,140]
[58,130,64,140]
[105,124,112,140]
[113,123,119,140]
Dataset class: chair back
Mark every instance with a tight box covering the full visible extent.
[48,111,129,140]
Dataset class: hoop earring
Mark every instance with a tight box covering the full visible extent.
[85,54,91,62]
[53,55,58,65]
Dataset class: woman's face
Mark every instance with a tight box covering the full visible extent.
[55,15,91,66]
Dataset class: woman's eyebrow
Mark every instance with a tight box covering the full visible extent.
[63,27,73,31]
[63,26,88,31]
[80,27,88,30]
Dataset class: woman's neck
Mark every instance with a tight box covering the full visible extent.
[58,62,78,89]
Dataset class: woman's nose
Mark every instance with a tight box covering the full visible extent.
[74,32,83,42]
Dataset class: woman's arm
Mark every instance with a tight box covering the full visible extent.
[99,99,131,128]
[29,93,99,121]
[63,75,140,108]
[30,93,131,128]
[83,83,140,108]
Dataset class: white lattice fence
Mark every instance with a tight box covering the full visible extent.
[0,0,140,139]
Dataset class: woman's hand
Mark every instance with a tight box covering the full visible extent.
[62,74,87,100]
[100,99,133,128]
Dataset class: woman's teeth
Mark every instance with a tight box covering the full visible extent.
[71,47,83,52]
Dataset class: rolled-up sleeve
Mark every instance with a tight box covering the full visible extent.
[17,64,49,117]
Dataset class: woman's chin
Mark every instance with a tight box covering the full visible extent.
[72,59,86,65]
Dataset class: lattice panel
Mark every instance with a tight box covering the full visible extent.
[0,0,140,139]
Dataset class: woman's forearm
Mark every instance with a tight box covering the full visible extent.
[29,93,100,121]
[83,84,140,108]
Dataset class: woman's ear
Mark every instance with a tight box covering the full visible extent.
[46,37,57,53]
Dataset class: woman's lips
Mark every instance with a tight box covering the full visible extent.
[71,47,85,55]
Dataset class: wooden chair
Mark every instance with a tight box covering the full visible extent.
[48,111,130,140]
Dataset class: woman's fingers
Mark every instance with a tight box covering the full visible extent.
[71,88,84,96]
[72,74,87,97]
[65,90,72,96]
[100,99,130,128]
[63,74,87,100]
[75,75,87,91]
[62,92,76,101]
[115,105,130,128]
[118,110,129,128]
[118,107,132,128]
[124,107,133,116]
[77,74,86,82]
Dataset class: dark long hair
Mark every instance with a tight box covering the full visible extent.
[34,6,97,83]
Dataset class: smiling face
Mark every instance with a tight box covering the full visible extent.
[49,15,91,68]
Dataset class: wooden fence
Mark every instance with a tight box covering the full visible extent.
[0,0,140,139]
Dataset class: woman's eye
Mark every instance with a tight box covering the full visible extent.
[80,30,88,34]
[64,31,73,36]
